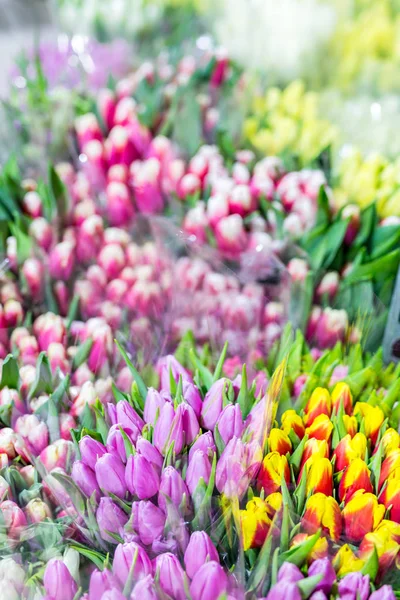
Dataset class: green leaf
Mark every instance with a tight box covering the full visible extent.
[316,186,330,227]
[72,338,93,370]
[237,364,253,419]
[352,203,376,250]
[344,250,400,286]
[50,471,86,514]
[0,354,19,389]
[93,405,108,444]
[115,340,147,404]
[66,295,80,333]
[70,545,107,571]
[213,342,228,383]
[28,352,53,399]
[48,163,68,223]
[278,529,321,567]
[361,545,379,581]
[112,382,129,404]
[189,348,213,390]
[297,575,324,597]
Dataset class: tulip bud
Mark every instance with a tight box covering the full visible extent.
[190,561,228,600]
[189,432,216,462]
[153,403,184,456]
[334,433,367,472]
[49,241,75,281]
[107,425,137,463]
[240,496,274,550]
[156,355,191,391]
[72,461,101,501]
[342,204,360,245]
[158,466,190,515]
[29,217,53,251]
[79,436,107,470]
[125,453,160,499]
[0,429,17,459]
[315,308,348,349]
[379,479,400,523]
[134,500,166,545]
[339,458,372,503]
[380,428,400,458]
[281,410,305,439]
[75,113,103,149]
[184,531,219,580]
[337,572,370,600]
[186,450,212,496]
[182,381,202,418]
[369,587,396,600]
[354,402,384,446]
[89,568,119,600]
[257,452,290,496]
[304,388,331,426]
[113,542,152,587]
[0,500,27,538]
[217,437,262,499]
[305,414,333,443]
[98,243,126,280]
[95,453,127,499]
[15,415,49,456]
[302,493,342,542]
[131,575,158,600]
[39,439,75,472]
[215,214,248,257]
[200,378,228,431]
[131,158,164,214]
[342,490,385,543]
[43,559,77,600]
[316,272,339,302]
[305,455,333,496]
[294,374,308,399]
[25,498,52,523]
[136,437,163,472]
[215,403,243,445]
[154,552,187,600]
[96,497,129,544]
[106,181,135,226]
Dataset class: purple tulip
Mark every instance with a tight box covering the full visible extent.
[134,500,166,545]
[182,380,202,417]
[184,531,219,579]
[338,573,370,600]
[153,403,184,456]
[107,425,137,463]
[369,586,396,600]
[186,450,212,495]
[89,569,120,600]
[95,453,127,498]
[176,402,200,445]
[200,379,227,430]
[266,582,302,600]
[115,401,144,435]
[130,575,158,600]
[216,437,262,499]
[189,432,216,461]
[308,558,336,594]
[71,460,101,501]
[190,561,228,600]
[278,563,304,583]
[215,403,243,445]
[125,453,160,499]
[43,559,77,600]
[101,591,125,600]
[136,437,163,472]
[157,355,192,391]
[158,466,190,514]
[309,593,328,600]
[113,542,152,587]
[244,398,270,443]
[154,553,187,600]
[79,436,107,470]
[253,371,268,397]
[108,403,117,425]
[143,388,167,425]
[96,497,128,543]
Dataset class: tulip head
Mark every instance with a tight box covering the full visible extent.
[96,497,129,544]
[257,452,290,496]
[184,531,219,579]
[305,414,333,443]
[334,433,367,472]
[304,387,331,426]
[113,542,152,588]
[354,402,385,446]
[95,453,127,498]
[342,490,385,543]
[43,559,77,600]
[331,382,353,415]
[337,572,370,600]
[281,410,305,439]
[305,456,333,496]
[302,493,342,542]
[269,428,292,455]
[339,458,372,503]
[240,497,274,550]
[190,561,228,600]
[125,453,160,499]
[154,552,187,600]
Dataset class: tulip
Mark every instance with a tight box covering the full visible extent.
[308,558,336,594]
[125,453,160,499]
[342,490,385,542]
[215,214,248,257]
[25,498,52,523]
[0,501,27,538]
[89,569,119,600]
[354,402,385,446]
[331,382,353,415]
[315,308,348,349]
[215,403,243,445]
[72,461,101,501]
[277,563,303,583]
[380,428,400,458]
[95,453,127,498]
[143,388,167,425]
[79,436,107,470]
[43,559,77,600]
[299,439,329,472]
[305,456,333,497]
[100,590,125,600]
[304,387,331,426]
[154,553,187,600]
[186,450,212,496]
[379,479,400,522]
[281,410,305,439]
[268,428,292,455]
[257,452,290,496]
[379,449,400,490]
[106,181,135,226]
[337,572,370,600]
[200,378,227,431]
[131,158,164,214]
[156,355,192,391]
[305,414,333,442]
[189,432,216,462]
[0,557,25,592]
[15,415,49,456]
[158,466,190,514]
[40,439,76,472]
[334,433,367,472]
[134,500,166,545]
[184,531,219,579]
[176,402,200,446]
[113,542,152,587]
[96,497,129,544]
[332,544,365,577]
[217,437,263,499]
[316,272,339,302]
[339,458,372,503]
[265,581,301,600]
[240,497,273,550]
[115,400,144,433]
[369,587,396,600]
[0,429,17,459]
[49,241,75,281]
[302,493,342,542]
[153,403,184,456]
[131,575,158,600]
[136,437,163,472]
[359,520,400,574]
[107,425,137,463]
[290,534,329,563]
[190,561,228,600]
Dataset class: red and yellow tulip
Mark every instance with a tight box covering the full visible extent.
[281,409,305,440]
[257,452,290,496]
[305,456,333,496]
[338,458,373,503]
[302,493,342,542]
[342,490,385,543]
[305,414,333,443]
[331,382,353,415]
[268,428,292,455]
[354,402,385,445]
[359,520,400,575]
[379,478,400,523]
[240,495,281,550]
[304,387,331,426]
[333,433,367,472]
[333,544,365,577]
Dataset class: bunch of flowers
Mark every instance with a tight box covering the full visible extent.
[1,331,398,597]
